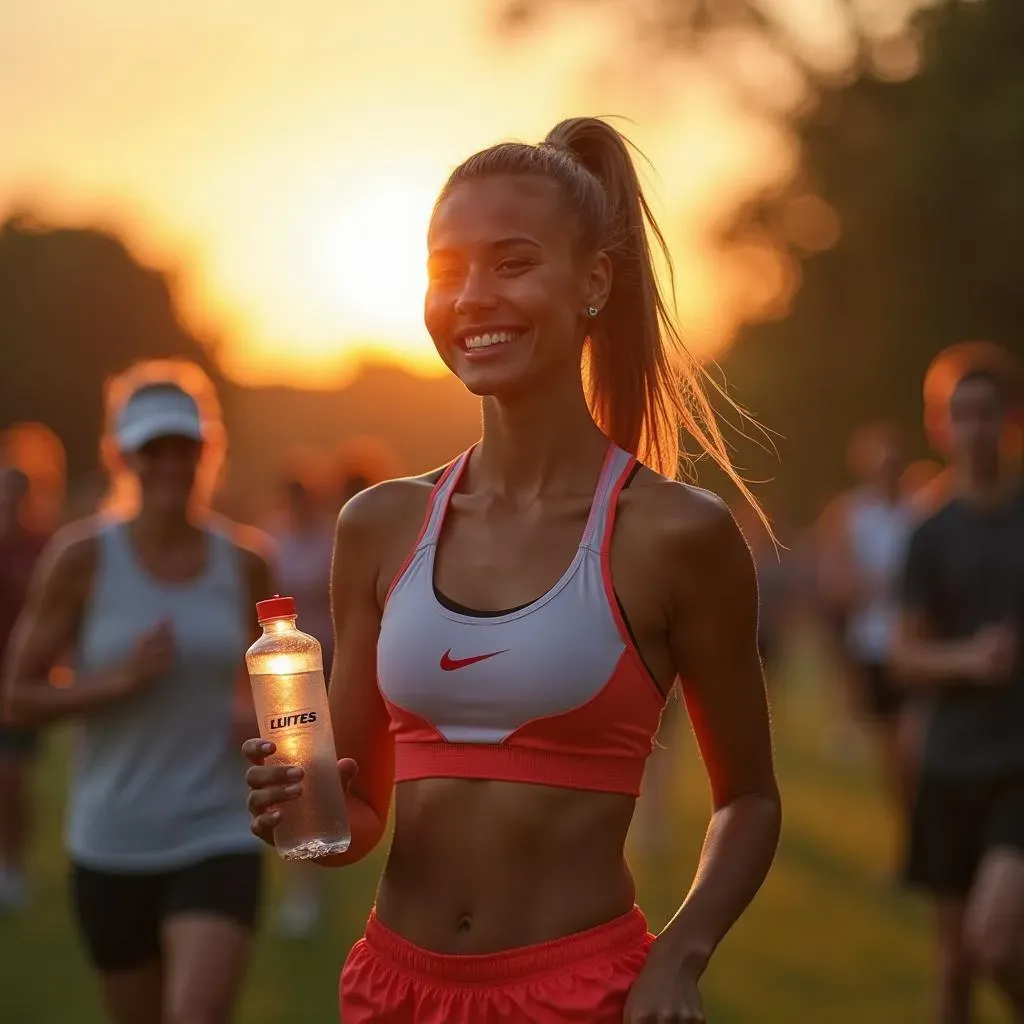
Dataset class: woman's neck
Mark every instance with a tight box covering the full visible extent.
[130,506,196,548]
[867,479,902,506]
[476,372,609,501]
[958,459,1018,508]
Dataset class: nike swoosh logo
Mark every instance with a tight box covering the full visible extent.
[440,649,508,671]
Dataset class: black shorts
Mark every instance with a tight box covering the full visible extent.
[856,660,905,720]
[0,725,40,758]
[71,852,263,972]
[904,770,1024,896]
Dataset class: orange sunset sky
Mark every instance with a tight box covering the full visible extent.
[2,1,923,388]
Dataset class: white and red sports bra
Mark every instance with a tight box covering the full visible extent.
[376,443,668,796]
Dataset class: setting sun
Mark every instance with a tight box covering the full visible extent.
[313,178,436,357]
[1,0,797,391]
[183,170,450,386]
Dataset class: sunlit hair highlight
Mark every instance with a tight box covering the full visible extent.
[100,359,227,519]
[438,116,767,530]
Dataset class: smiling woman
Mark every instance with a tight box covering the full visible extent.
[242,115,781,1024]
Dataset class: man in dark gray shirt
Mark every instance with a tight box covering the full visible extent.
[892,366,1024,1024]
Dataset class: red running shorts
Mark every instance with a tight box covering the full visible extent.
[340,905,654,1023]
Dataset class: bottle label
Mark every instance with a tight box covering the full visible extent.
[266,708,320,733]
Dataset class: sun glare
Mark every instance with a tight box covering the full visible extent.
[186,170,449,387]
[311,177,437,361]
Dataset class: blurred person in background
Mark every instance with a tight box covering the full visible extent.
[814,486,865,762]
[916,341,1024,516]
[244,117,780,1024]
[821,423,916,869]
[331,434,403,509]
[268,443,401,937]
[0,466,50,912]
[891,362,1024,1023]
[2,361,274,1024]
[1,422,67,535]
[266,471,336,939]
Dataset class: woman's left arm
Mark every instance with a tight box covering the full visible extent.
[625,489,781,1022]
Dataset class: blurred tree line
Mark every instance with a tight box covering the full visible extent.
[725,0,1024,520]
[0,216,480,522]
[3,0,1023,526]
[506,0,1024,521]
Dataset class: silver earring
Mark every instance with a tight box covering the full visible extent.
[587,306,599,317]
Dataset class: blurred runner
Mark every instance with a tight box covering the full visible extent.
[267,471,337,939]
[269,444,401,938]
[2,361,274,1024]
[892,361,1024,1023]
[916,341,1024,516]
[831,424,916,863]
[0,466,49,912]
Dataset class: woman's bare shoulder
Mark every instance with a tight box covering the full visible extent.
[623,467,735,547]
[46,516,105,572]
[28,515,106,599]
[337,468,446,539]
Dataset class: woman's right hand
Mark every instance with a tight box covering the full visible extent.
[116,620,175,697]
[965,623,1016,684]
[242,738,359,846]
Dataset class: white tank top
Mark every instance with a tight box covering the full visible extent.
[844,491,914,662]
[68,521,259,870]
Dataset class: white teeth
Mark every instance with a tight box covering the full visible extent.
[464,330,521,350]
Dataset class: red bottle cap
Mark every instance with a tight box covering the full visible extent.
[256,595,296,622]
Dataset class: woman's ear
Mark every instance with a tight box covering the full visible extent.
[583,250,613,317]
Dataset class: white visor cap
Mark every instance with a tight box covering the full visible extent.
[116,384,205,453]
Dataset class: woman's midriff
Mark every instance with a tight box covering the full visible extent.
[374,778,638,954]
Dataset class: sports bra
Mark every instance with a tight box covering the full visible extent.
[376,443,668,796]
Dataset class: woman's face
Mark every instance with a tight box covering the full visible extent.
[424,174,610,399]
[127,435,202,513]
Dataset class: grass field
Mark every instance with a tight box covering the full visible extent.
[0,633,1010,1023]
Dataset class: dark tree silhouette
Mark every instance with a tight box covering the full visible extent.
[0,214,481,518]
[721,0,1024,517]
[0,214,216,484]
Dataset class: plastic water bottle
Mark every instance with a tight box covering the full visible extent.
[246,595,350,860]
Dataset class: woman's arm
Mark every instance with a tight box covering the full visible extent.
[890,611,1011,686]
[651,490,781,971]
[3,524,172,727]
[318,489,396,866]
[244,484,402,867]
